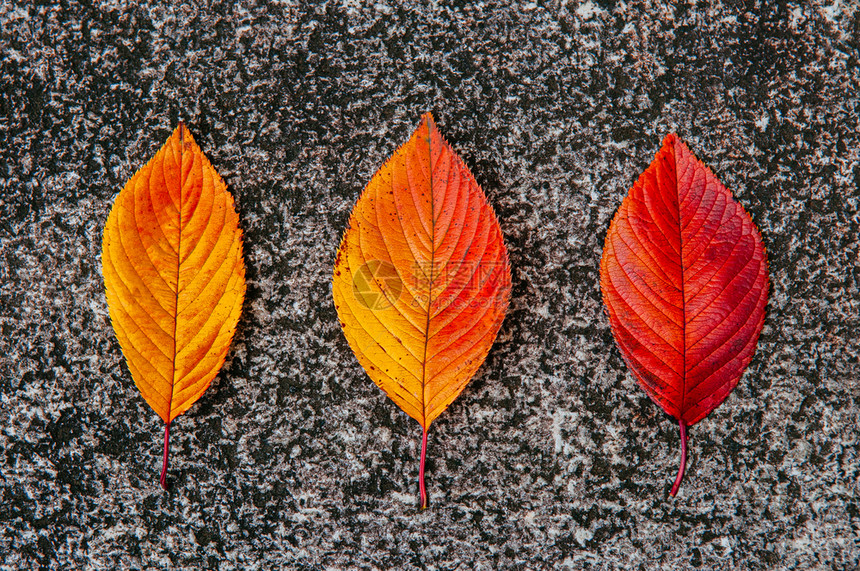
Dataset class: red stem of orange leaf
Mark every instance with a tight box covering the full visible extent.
[670,419,687,497]
[160,421,171,490]
[419,427,428,509]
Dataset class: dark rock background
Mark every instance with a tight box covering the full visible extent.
[1,1,858,569]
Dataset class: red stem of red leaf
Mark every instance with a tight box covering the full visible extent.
[670,419,687,497]
[419,427,428,509]
[159,421,171,491]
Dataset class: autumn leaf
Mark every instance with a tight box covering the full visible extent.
[332,113,511,508]
[102,123,246,489]
[600,134,768,496]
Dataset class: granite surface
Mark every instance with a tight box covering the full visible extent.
[1,1,859,569]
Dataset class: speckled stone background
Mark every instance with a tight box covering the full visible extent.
[1,1,858,569]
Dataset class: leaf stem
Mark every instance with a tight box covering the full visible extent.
[160,420,171,490]
[670,419,687,497]
[419,426,428,509]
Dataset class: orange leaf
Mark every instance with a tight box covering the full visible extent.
[600,134,769,496]
[332,113,511,508]
[102,123,246,489]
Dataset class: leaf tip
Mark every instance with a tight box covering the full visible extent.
[662,132,680,147]
[420,111,436,131]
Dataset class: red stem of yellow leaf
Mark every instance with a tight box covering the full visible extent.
[160,420,171,491]
[670,419,687,497]
[419,427,428,509]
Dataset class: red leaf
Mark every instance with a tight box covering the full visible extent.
[600,134,769,496]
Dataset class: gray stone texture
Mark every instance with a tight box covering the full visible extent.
[1,1,858,569]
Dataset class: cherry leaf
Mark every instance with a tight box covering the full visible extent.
[600,134,769,496]
[332,113,511,508]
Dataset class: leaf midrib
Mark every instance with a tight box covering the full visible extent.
[419,120,436,430]
[167,124,184,422]
[674,140,688,420]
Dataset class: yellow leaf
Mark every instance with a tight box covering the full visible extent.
[102,123,245,488]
